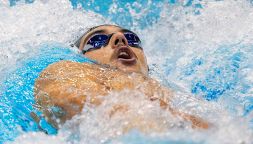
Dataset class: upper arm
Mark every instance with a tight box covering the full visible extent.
[34,60,99,124]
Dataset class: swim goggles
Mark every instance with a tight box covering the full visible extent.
[82,32,142,54]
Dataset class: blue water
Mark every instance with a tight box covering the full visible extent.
[1,0,253,143]
[8,0,203,29]
[0,43,94,143]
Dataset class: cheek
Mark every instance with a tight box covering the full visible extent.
[84,48,112,63]
[133,49,148,67]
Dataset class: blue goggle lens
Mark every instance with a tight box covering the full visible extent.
[83,32,142,53]
[124,32,142,48]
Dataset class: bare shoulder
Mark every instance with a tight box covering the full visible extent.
[39,60,95,76]
[35,60,106,91]
[36,60,171,96]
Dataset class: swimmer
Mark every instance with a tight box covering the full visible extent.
[32,24,209,132]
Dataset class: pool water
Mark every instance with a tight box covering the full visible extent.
[0,0,253,143]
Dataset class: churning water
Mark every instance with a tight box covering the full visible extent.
[0,0,253,143]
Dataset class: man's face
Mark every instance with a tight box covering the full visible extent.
[78,25,148,76]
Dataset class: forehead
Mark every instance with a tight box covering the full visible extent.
[90,25,122,34]
[83,25,139,40]
[84,25,122,39]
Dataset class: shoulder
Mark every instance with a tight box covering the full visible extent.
[35,60,96,90]
[38,60,99,78]
[44,60,93,72]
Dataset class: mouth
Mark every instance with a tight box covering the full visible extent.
[116,47,136,65]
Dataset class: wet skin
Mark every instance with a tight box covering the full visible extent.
[78,25,149,76]
[33,25,209,132]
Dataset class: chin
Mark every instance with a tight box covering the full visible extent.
[117,63,144,75]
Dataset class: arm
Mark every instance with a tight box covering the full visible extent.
[109,77,210,129]
[159,99,209,129]
[33,60,104,128]
[144,79,210,129]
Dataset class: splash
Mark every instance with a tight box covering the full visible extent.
[0,0,107,80]
[1,0,253,144]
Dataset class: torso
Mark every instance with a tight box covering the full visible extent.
[34,60,172,129]
[34,60,209,131]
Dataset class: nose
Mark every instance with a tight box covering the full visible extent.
[110,32,128,48]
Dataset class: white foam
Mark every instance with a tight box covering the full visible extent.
[0,0,108,77]
[1,0,253,143]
